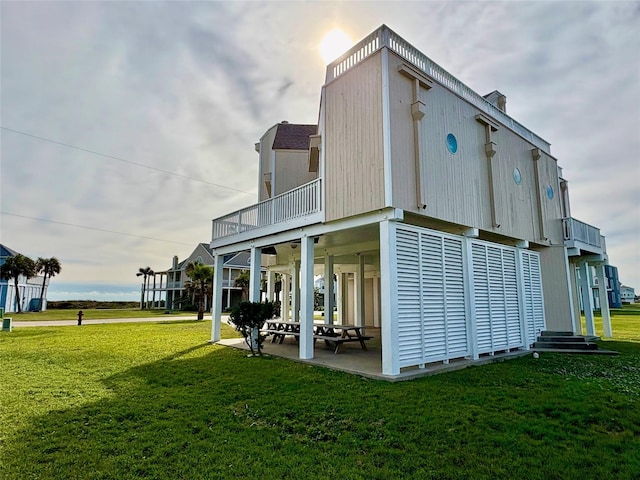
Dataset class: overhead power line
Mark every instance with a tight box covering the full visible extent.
[1,212,194,246]
[0,126,255,196]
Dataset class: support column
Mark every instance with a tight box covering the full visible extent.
[595,264,612,338]
[291,260,301,322]
[211,254,224,342]
[372,274,380,328]
[336,271,344,325]
[282,274,290,321]
[380,220,400,376]
[249,247,262,302]
[267,270,275,302]
[578,261,595,335]
[300,236,315,360]
[354,254,365,327]
[324,254,334,324]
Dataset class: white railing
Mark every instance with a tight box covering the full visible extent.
[562,217,602,248]
[212,179,322,240]
[326,25,551,154]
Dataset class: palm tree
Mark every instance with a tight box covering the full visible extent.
[35,257,61,312]
[0,254,37,313]
[234,270,251,302]
[136,267,154,309]
[185,262,214,320]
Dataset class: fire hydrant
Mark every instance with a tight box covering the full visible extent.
[77,310,84,326]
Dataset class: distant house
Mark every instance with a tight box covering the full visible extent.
[620,285,635,304]
[146,243,267,311]
[0,244,48,313]
[208,25,614,377]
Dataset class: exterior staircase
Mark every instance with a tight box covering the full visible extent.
[533,331,618,355]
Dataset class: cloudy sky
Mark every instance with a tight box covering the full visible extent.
[1,1,638,301]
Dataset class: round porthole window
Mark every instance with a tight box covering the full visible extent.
[446,133,458,154]
[546,185,554,200]
[513,168,522,185]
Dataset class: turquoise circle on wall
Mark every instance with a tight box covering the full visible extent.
[446,133,458,154]
[513,168,522,185]
[546,185,554,200]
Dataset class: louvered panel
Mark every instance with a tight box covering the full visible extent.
[528,253,545,338]
[487,246,508,351]
[472,243,493,354]
[521,252,536,345]
[421,233,446,360]
[443,237,467,356]
[396,228,423,366]
[501,250,522,348]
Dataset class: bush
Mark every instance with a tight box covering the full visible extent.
[229,301,275,356]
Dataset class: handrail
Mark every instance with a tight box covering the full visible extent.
[325,25,551,153]
[212,178,322,240]
[562,217,601,248]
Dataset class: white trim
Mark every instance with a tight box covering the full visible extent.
[249,247,262,302]
[462,237,479,359]
[381,48,393,207]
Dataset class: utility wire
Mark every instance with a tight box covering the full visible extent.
[0,126,255,196]
[1,212,194,246]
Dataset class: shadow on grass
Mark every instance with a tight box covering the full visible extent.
[3,340,640,479]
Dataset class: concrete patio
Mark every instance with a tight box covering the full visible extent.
[217,326,531,382]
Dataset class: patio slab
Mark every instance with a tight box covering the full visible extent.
[216,327,531,382]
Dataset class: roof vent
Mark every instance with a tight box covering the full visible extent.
[281,120,289,124]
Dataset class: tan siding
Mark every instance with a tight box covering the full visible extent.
[274,150,317,196]
[258,126,277,202]
[537,246,573,331]
[324,52,385,222]
[386,50,562,244]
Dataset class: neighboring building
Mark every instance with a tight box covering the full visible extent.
[0,244,49,313]
[620,285,635,304]
[146,244,267,311]
[208,25,612,377]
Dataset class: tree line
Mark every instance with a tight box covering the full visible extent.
[0,255,61,313]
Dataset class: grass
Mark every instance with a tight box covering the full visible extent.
[7,308,197,321]
[0,316,639,479]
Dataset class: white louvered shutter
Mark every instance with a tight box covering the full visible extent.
[396,228,422,366]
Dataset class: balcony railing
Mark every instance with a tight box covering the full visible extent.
[212,178,322,241]
[326,25,551,154]
[562,217,602,249]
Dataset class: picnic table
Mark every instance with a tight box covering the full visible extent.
[264,320,372,353]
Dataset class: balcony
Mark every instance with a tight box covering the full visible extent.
[562,217,605,256]
[211,178,323,247]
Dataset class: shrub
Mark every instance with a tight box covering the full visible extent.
[229,301,275,356]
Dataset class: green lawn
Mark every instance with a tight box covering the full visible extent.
[1,315,638,479]
[7,308,197,321]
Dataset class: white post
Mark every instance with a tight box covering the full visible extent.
[336,272,344,325]
[292,260,301,322]
[372,274,380,328]
[354,254,365,327]
[463,237,480,358]
[249,247,262,351]
[578,261,595,336]
[267,270,276,302]
[324,254,334,324]
[595,264,612,338]
[282,273,290,321]
[380,220,400,376]
[300,236,315,359]
[211,254,224,342]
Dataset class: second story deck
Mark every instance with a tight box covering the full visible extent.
[211,178,323,247]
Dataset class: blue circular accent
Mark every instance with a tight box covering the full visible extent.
[513,168,522,185]
[446,133,458,154]
[546,185,554,200]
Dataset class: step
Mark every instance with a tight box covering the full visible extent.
[536,335,601,343]
[531,347,619,355]
[540,330,575,337]
[533,341,598,350]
